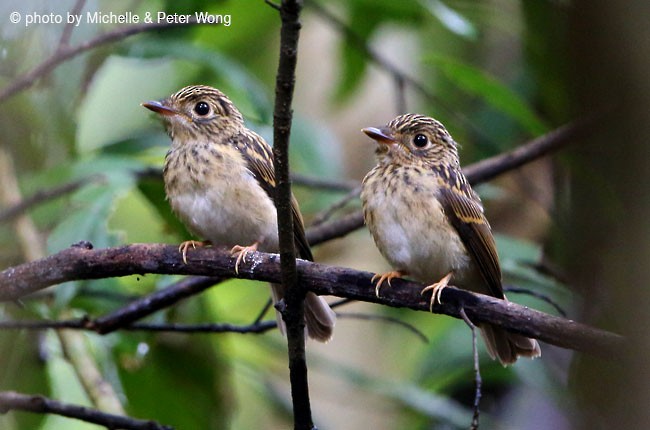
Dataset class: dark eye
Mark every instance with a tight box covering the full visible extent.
[194,101,210,116]
[413,134,428,148]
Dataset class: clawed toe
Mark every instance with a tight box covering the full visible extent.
[230,242,259,274]
[421,272,453,312]
[371,271,404,298]
[178,240,210,264]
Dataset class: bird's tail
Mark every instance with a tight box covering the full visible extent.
[479,323,541,366]
[271,283,336,342]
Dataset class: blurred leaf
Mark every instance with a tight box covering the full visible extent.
[119,339,230,429]
[0,330,48,430]
[333,3,379,102]
[40,332,99,430]
[76,56,197,153]
[127,39,272,122]
[425,54,549,135]
[419,0,477,39]
[136,173,190,240]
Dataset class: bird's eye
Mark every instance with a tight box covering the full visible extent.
[194,101,210,116]
[413,134,428,148]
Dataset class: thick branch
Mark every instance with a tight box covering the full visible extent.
[0,244,624,358]
[0,391,172,430]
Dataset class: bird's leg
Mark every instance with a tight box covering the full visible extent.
[178,240,211,264]
[371,270,405,298]
[421,272,453,312]
[230,242,259,274]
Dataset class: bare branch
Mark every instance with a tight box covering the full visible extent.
[93,276,222,334]
[0,18,215,104]
[0,318,277,335]
[0,244,624,358]
[0,391,172,430]
[0,175,102,224]
[271,1,316,428]
[292,173,357,192]
[57,0,87,50]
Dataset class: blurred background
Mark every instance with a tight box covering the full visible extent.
[1,0,648,429]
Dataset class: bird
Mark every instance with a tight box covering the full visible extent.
[142,85,336,342]
[360,113,540,365]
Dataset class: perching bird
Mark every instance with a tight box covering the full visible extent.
[360,113,540,364]
[143,85,336,342]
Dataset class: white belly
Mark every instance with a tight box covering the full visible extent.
[362,170,472,284]
[165,144,279,251]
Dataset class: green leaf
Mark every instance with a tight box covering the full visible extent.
[127,39,272,122]
[425,54,549,135]
[333,4,380,102]
[76,56,195,153]
[419,0,477,39]
[119,340,231,428]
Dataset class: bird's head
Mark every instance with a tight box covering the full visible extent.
[143,85,244,142]
[362,113,460,167]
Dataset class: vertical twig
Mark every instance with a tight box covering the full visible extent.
[270,1,315,429]
[459,308,482,429]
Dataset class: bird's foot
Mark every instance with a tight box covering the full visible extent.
[178,240,211,264]
[231,242,259,274]
[371,271,404,298]
[421,272,453,312]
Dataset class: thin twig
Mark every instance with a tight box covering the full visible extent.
[0,18,211,104]
[292,173,357,192]
[309,185,361,227]
[252,299,274,324]
[0,318,277,334]
[57,0,87,50]
[504,285,567,317]
[92,276,222,334]
[459,307,481,430]
[337,311,428,343]
[0,175,102,224]
[0,391,172,430]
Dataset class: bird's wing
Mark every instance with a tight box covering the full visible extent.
[235,130,314,261]
[437,179,504,299]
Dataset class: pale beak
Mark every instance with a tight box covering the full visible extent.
[142,100,178,117]
[362,126,396,145]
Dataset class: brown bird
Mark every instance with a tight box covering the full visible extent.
[143,85,336,342]
[360,113,540,365]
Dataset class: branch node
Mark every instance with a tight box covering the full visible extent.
[71,240,94,250]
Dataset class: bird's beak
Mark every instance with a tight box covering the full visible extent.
[142,100,178,117]
[362,127,396,145]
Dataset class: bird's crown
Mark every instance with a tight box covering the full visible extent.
[364,113,460,167]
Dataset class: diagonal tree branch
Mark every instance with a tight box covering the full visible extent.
[0,391,172,430]
[0,244,624,358]
[0,18,215,104]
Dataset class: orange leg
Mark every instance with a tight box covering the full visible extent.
[178,240,211,264]
[421,272,453,312]
[371,270,405,298]
[230,242,259,274]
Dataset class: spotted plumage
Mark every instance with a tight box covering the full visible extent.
[361,113,540,365]
[143,85,335,342]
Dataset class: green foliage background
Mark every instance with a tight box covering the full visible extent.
[0,0,606,429]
